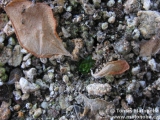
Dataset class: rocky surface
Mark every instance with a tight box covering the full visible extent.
[0,0,160,119]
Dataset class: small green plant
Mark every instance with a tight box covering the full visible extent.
[78,56,95,74]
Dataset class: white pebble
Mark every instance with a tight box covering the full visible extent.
[63,75,69,84]
[50,91,55,97]
[21,62,26,69]
[86,83,112,96]
[49,83,54,92]
[126,94,134,104]
[131,65,140,75]
[45,95,50,101]
[23,53,32,61]
[41,102,48,109]
[26,58,31,66]
[23,68,37,80]
[101,22,108,30]
[132,28,140,40]
[142,0,151,10]
[19,77,40,93]
[108,16,115,23]
[40,58,47,64]
[21,93,30,100]
[35,79,49,90]
[148,58,158,72]
[0,33,5,43]
[15,81,21,90]
[13,90,21,100]
[26,103,32,109]
[33,108,42,118]
[62,27,71,38]
[107,0,115,7]
[21,48,28,54]
[92,0,101,4]
[0,81,4,86]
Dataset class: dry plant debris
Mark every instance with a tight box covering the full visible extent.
[140,35,160,57]
[91,60,130,79]
[72,38,83,61]
[76,93,115,118]
[4,0,71,58]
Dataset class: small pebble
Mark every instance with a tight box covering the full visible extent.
[126,94,134,104]
[62,27,71,38]
[23,68,37,80]
[13,90,21,100]
[36,79,49,90]
[40,58,47,64]
[8,45,23,67]
[19,77,40,94]
[41,101,49,109]
[0,33,5,43]
[66,6,72,12]
[63,75,69,84]
[23,53,32,61]
[107,0,115,7]
[25,58,31,67]
[131,65,140,75]
[13,104,21,111]
[82,3,95,15]
[86,83,112,96]
[148,58,158,72]
[108,16,116,23]
[21,48,28,54]
[101,22,108,30]
[0,101,11,120]
[45,95,50,101]
[8,37,16,46]
[33,108,42,118]
[21,93,30,100]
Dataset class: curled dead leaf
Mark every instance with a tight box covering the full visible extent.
[91,60,130,79]
[4,0,71,58]
[140,36,160,57]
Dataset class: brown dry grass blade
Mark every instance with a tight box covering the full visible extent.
[4,0,72,58]
[91,60,130,79]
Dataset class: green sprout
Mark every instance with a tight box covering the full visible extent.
[78,56,95,74]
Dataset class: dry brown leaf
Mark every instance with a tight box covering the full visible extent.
[140,36,160,57]
[4,0,72,58]
[91,60,130,79]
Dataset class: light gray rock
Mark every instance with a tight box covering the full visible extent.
[19,77,40,94]
[8,45,23,67]
[41,102,48,109]
[137,10,160,38]
[23,68,37,80]
[86,83,112,96]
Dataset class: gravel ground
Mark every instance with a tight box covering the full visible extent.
[0,0,160,120]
